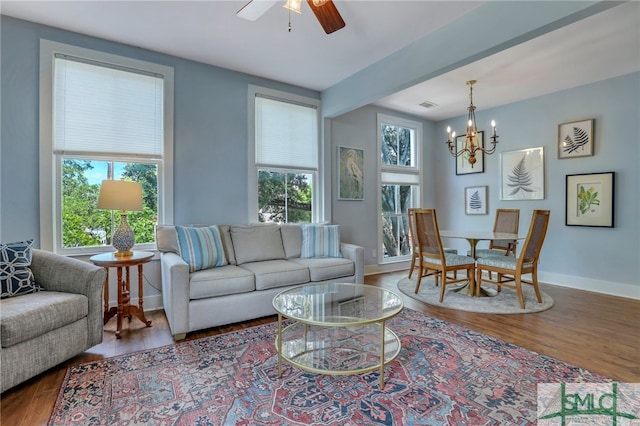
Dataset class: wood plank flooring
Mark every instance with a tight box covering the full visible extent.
[2,271,638,425]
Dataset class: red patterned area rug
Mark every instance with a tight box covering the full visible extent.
[49,308,607,425]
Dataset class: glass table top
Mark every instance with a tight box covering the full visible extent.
[272,283,403,326]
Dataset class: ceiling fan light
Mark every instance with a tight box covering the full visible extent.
[283,0,302,13]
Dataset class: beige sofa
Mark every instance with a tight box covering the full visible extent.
[156,223,364,340]
[1,249,105,393]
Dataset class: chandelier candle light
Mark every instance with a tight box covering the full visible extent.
[97,179,143,257]
[446,80,499,167]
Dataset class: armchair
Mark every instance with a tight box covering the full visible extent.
[1,249,105,393]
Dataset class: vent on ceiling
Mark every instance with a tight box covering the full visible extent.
[419,101,438,109]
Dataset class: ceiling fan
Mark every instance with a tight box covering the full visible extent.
[237,0,346,34]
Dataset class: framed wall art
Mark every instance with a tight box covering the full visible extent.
[465,186,488,215]
[338,146,364,200]
[456,131,485,175]
[500,147,545,200]
[558,118,594,159]
[565,172,614,227]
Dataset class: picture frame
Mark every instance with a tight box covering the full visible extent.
[465,186,488,215]
[500,147,545,200]
[565,172,614,227]
[558,119,594,159]
[456,131,485,175]
[338,146,364,200]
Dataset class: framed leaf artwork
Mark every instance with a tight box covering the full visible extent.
[565,172,614,227]
[465,186,488,215]
[500,147,544,200]
[558,119,594,159]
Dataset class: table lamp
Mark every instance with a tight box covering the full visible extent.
[97,179,143,257]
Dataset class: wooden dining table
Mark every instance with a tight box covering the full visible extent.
[440,230,523,296]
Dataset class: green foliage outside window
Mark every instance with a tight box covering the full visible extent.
[62,159,157,249]
[258,170,312,223]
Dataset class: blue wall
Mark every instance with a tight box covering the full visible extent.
[2,14,638,300]
[330,73,639,298]
[0,15,319,243]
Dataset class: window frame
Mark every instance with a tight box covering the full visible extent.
[377,113,422,264]
[39,40,174,255]
[247,85,322,223]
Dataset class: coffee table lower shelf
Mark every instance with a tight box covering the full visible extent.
[276,319,401,389]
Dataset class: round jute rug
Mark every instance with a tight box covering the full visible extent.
[397,276,554,314]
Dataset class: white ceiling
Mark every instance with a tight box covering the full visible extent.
[2,1,639,121]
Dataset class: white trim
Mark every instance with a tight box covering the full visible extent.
[39,39,174,253]
[538,271,640,300]
[247,85,322,223]
[376,113,422,265]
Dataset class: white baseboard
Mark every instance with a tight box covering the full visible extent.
[365,263,640,300]
[538,271,640,300]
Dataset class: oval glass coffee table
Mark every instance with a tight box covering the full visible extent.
[272,283,404,389]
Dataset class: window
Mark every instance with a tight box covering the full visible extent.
[248,86,320,223]
[378,114,422,262]
[40,40,174,255]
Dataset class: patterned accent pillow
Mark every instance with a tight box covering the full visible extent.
[0,239,41,299]
[175,226,228,272]
[300,224,343,258]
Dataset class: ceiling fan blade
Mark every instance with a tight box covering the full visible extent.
[307,0,345,34]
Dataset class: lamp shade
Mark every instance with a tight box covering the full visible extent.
[97,180,143,212]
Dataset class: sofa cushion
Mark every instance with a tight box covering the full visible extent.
[155,225,180,254]
[239,260,309,290]
[280,224,303,259]
[290,257,355,282]
[0,291,88,348]
[301,224,343,258]
[1,239,41,299]
[218,225,236,265]
[230,224,286,265]
[175,225,228,272]
[189,265,255,300]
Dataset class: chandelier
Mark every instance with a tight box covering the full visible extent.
[445,80,499,167]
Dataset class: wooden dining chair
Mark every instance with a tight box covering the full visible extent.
[408,208,458,280]
[472,208,520,258]
[475,210,550,308]
[412,209,475,302]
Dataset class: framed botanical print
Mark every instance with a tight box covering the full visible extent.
[566,172,614,227]
[500,147,545,200]
[456,131,485,175]
[465,186,488,215]
[558,119,594,159]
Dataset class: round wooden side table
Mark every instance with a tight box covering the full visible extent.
[90,251,154,338]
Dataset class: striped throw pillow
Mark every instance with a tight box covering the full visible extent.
[300,224,343,258]
[175,226,228,272]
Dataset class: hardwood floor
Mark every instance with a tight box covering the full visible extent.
[2,271,639,425]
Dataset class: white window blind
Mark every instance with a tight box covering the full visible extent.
[53,55,164,158]
[255,95,317,169]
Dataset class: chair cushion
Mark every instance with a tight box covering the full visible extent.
[301,224,343,258]
[424,253,475,266]
[189,265,254,300]
[471,248,514,258]
[239,260,309,290]
[1,239,41,299]
[0,291,88,348]
[175,225,228,272]
[477,256,533,270]
[290,257,355,281]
